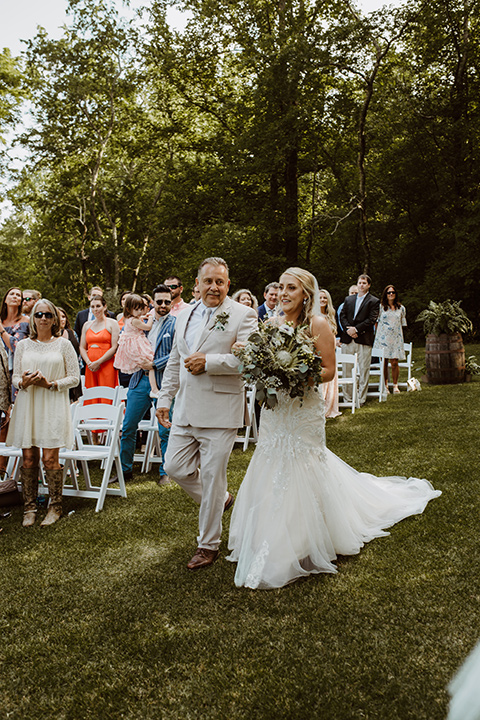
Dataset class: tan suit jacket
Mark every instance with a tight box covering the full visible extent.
[158,297,258,429]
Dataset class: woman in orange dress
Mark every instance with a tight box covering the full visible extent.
[79,295,119,400]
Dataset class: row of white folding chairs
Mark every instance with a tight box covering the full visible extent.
[234,385,259,451]
[1,401,127,513]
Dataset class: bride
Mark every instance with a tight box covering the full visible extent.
[227,267,441,589]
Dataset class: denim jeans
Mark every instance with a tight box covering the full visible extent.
[120,374,172,476]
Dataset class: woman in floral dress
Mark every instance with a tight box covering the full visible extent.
[372,285,407,394]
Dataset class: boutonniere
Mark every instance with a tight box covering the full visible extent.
[213,310,230,331]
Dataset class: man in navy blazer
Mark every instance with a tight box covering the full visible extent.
[257,282,280,322]
[119,284,176,482]
[339,274,379,406]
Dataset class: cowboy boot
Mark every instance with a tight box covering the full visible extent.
[21,466,39,527]
[40,468,64,527]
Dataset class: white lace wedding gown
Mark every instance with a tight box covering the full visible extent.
[227,389,441,589]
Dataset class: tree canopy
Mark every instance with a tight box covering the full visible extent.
[0,0,478,331]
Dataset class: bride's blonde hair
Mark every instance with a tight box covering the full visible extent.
[281,267,318,326]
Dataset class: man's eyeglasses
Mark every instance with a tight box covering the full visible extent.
[155,299,172,306]
[34,312,54,319]
[165,284,181,290]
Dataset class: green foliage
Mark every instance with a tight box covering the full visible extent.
[1,0,480,319]
[465,355,480,375]
[416,300,474,337]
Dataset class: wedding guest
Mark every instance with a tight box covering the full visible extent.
[0,288,30,472]
[0,343,11,471]
[57,307,83,403]
[336,284,358,341]
[0,288,30,362]
[114,293,159,399]
[339,275,379,407]
[6,300,80,527]
[190,285,201,304]
[258,282,280,321]
[118,285,176,484]
[373,285,407,394]
[73,286,115,341]
[319,289,341,418]
[22,290,42,318]
[79,295,119,400]
[116,291,132,331]
[232,289,258,311]
[164,276,189,316]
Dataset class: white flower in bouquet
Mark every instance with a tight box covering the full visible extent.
[234,321,323,409]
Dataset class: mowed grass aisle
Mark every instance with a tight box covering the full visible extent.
[1,353,479,719]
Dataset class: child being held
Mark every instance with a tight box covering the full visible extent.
[114,294,159,398]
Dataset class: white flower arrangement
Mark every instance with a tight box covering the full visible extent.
[213,311,230,331]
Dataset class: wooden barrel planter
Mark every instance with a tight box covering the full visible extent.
[425,333,466,384]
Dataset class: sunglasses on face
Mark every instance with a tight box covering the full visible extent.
[155,299,171,306]
[34,312,54,319]
[165,284,180,290]
[23,297,34,302]
[387,291,396,295]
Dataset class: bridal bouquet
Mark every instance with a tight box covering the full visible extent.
[235,322,322,409]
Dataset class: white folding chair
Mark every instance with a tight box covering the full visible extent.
[114,385,129,404]
[367,348,387,401]
[397,342,413,390]
[336,350,358,414]
[78,385,118,405]
[133,403,163,473]
[59,402,127,512]
[235,385,259,451]
[0,444,23,483]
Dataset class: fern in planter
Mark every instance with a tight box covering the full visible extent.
[416,300,473,336]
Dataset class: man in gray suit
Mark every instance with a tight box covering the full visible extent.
[157,257,258,570]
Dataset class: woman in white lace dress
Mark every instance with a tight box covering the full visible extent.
[7,300,80,527]
[227,268,441,589]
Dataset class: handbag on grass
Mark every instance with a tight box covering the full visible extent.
[0,476,22,507]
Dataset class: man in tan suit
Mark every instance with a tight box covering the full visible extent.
[156,257,258,570]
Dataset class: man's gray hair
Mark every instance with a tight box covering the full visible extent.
[197,257,229,277]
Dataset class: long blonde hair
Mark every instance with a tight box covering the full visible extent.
[281,267,318,326]
[319,288,337,334]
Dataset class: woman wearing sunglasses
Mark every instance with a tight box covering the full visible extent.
[6,300,80,527]
[373,285,407,394]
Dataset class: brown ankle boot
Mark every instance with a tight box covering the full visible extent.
[40,468,64,527]
[21,466,39,527]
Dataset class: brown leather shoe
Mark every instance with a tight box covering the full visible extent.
[187,548,219,570]
[224,493,235,513]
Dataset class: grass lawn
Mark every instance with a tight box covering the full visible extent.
[1,344,479,719]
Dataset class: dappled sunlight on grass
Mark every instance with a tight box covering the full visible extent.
[1,354,479,718]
